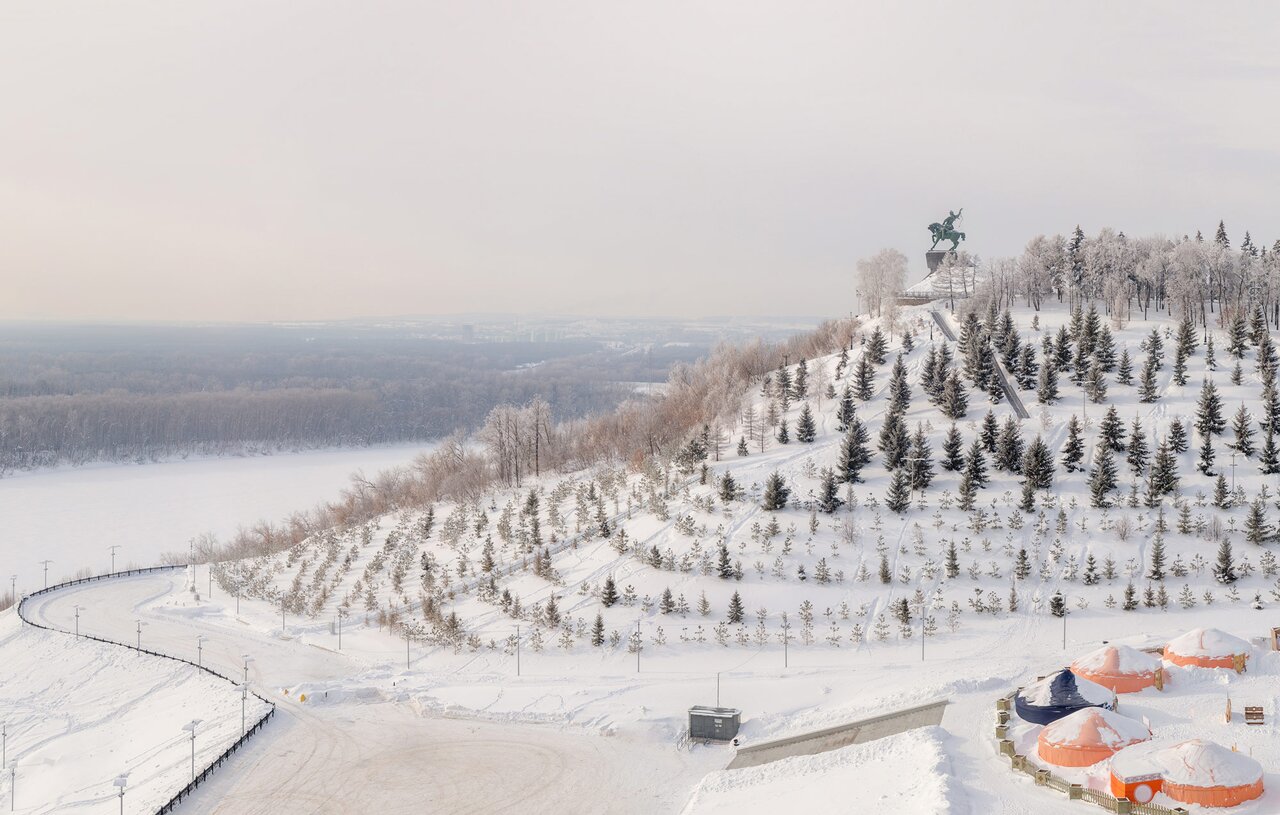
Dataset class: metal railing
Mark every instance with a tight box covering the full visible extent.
[17,566,277,815]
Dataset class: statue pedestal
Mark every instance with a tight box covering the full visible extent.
[926,250,953,275]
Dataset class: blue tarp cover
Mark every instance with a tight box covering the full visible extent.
[1015,667,1114,725]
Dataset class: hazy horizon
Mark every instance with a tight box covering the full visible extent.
[4,2,1279,322]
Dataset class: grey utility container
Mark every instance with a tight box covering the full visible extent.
[688,706,741,741]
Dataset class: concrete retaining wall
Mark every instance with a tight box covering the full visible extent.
[725,699,948,770]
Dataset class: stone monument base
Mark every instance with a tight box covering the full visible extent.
[926,250,954,275]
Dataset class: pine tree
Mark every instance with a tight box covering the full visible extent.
[1228,313,1249,358]
[1172,346,1188,387]
[1094,324,1116,371]
[776,418,790,445]
[1083,554,1099,585]
[1150,436,1179,497]
[737,436,749,456]
[1126,418,1149,475]
[796,403,817,443]
[1049,591,1066,618]
[1022,435,1054,490]
[1122,582,1138,611]
[1250,302,1268,345]
[794,358,808,399]
[995,417,1024,472]
[879,554,892,584]
[1260,372,1280,432]
[1014,548,1031,580]
[762,472,790,510]
[1117,348,1133,385]
[940,370,969,419]
[1215,219,1230,248]
[817,468,843,514]
[888,354,911,414]
[1213,473,1230,508]
[1195,379,1226,438]
[1145,328,1164,367]
[1061,415,1085,472]
[727,591,745,624]
[941,424,964,471]
[1175,314,1199,358]
[1230,404,1255,456]
[908,424,935,490]
[601,576,619,607]
[957,468,978,511]
[717,544,733,579]
[981,410,999,452]
[1213,539,1237,584]
[1099,406,1126,452]
[885,469,912,514]
[1205,335,1217,370]
[591,612,606,646]
[1054,325,1073,370]
[878,409,910,470]
[853,355,875,401]
[1258,331,1279,376]
[1169,418,1189,453]
[837,418,872,483]
[659,587,675,614]
[866,327,888,365]
[1089,444,1118,508]
[1037,358,1060,404]
[985,351,1005,403]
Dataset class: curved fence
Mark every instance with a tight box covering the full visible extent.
[17,566,277,815]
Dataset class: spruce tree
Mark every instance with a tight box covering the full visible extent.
[1049,591,1066,618]
[995,417,1024,472]
[1094,324,1116,371]
[1175,314,1199,358]
[908,424,935,490]
[1138,353,1159,403]
[817,468,843,514]
[836,385,856,431]
[1213,539,1237,584]
[1021,435,1054,490]
[1228,313,1249,358]
[853,355,875,401]
[941,424,964,471]
[1083,554,1099,585]
[1150,436,1179,497]
[1037,358,1060,403]
[1250,302,1268,345]
[1086,358,1108,402]
[1054,325,1073,370]
[1197,429,1216,476]
[1016,343,1038,390]
[1099,406,1126,452]
[1126,418,1149,475]
[878,409,909,470]
[776,363,793,408]
[737,436,749,456]
[1145,328,1164,367]
[1195,379,1226,437]
[1172,346,1188,386]
[1212,473,1230,508]
[1230,404,1255,456]
[1257,330,1279,376]
[776,418,790,445]
[885,469,912,514]
[796,403,817,443]
[940,370,969,419]
[837,418,872,483]
[1117,348,1133,385]
[591,612,606,647]
[719,472,739,502]
[1014,548,1031,580]
[1147,534,1167,580]
[727,591,745,624]
[1205,335,1216,370]
[601,576,619,607]
[1245,499,1272,545]
[1259,372,1280,432]
[1089,443,1118,508]
[866,327,887,365]
[963,438,990,488]
[888,353,911,414]
[762,472,790,510]
[1260,426,1280,475]
[1061,415,1085,472]
[1168,418,1189,453]
[981,410,999,452]
[793,358,809,399]
[945,541,960,578]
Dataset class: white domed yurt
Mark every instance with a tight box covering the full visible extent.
[1163,628,1250,671]
[1071,644,1163,693]
[1110,739,1264,808]
[1014,667,1115,725]
[1037,707,1151,768]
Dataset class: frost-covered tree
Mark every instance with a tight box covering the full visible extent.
[762,472,790,511]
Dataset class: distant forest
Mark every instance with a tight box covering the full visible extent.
[0,320,725,473]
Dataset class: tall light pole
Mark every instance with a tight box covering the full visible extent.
[197,636,206,669]
[238,683,248,736]
[108,545,120,574]
[113,774,128,815]
[2,721,6,767]
[515,625,520,676]
[10,764,17,812]
[73,605,81,637]
[181,720,201,781]
[635,621,641,673]
[135,620,146,650]
[337,608,345,650]
[9,575,16,604]
[39,560,53,589]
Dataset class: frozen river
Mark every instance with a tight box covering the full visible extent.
[0,443,435,595]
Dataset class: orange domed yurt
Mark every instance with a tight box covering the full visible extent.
[1163,628,1251,671]
[1111,739,1264,808]
[1072,644,1163,693]
[1037,707,1151,768]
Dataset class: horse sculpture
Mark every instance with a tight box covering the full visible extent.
[928,208,966,252]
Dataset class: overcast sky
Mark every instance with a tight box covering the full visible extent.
[2,2,1278,322]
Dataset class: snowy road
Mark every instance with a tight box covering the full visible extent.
[28,573,704,814]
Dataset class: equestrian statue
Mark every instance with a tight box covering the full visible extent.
[928,209,965,252]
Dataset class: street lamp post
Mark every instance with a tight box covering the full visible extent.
[2,721,6,767]
[39,560,53,589]
[135,620,147,650]
[113,774,128,815]
[515,625,520,677]
[239,683,248,736]
[108,545,120,574]
[182,720,201,781]
[74,605,81,637]
[197,636,206,669]
[8,576,14,604]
